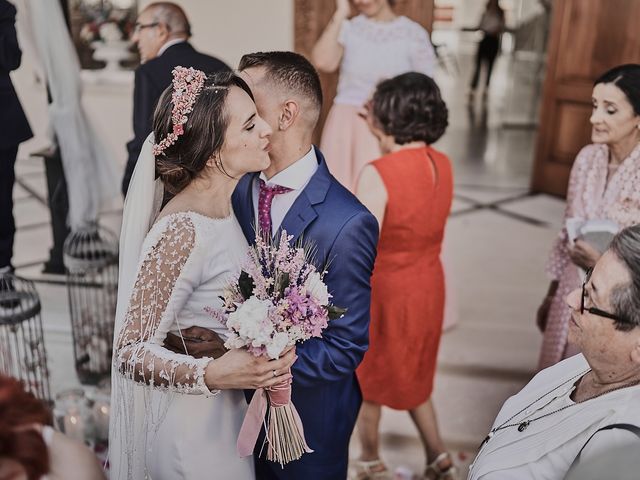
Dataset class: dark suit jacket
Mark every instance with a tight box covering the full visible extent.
[0,0,32,150]
[232,148,379,480]
[122,42,229,195]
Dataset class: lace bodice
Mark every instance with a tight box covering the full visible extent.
[114,211,249,395]
[335,15,436,106]
[547,143,640,279]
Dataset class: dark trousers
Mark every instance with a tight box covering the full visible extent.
[43,148,70,271]
[471,35,500,89]
[0,146,18,269]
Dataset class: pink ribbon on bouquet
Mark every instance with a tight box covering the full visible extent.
[237,375,310,458]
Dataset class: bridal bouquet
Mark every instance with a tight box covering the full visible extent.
[212,231,345,466]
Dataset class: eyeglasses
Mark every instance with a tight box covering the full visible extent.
[133,22,159,34]
[580,267,626,323]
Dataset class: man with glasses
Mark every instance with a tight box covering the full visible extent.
[468,224,640,479]
[122,1,229,196]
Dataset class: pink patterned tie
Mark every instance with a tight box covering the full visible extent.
[258,179,292,237]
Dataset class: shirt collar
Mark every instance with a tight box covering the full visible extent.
[158,38,186,57]
[259,147,317,190]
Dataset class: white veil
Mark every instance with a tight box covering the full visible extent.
[109,133,164,479]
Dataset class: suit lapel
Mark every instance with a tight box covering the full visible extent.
[279,147,331,243]
[279,194,318,244]
[232,173,258,244]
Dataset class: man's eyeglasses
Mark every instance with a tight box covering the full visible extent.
[133,22,159,34]
[580,267,626,323]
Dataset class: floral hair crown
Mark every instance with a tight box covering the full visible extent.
[152,66,206,156]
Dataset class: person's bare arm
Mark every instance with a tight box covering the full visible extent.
[310,0,350,73]
[356,164,387,230]
[48,429,106,480]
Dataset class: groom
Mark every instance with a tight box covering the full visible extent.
[235,51,378,480]
[169,51,378,478]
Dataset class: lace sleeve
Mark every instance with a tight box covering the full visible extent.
[114,214,216,396]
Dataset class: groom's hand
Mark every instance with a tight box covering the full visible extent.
[163,326,227,359]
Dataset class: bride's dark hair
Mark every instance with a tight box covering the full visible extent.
[153,70,254,195]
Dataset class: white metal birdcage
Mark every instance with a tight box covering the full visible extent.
[63,223,118,385]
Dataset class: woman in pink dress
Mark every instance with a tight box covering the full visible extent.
[537,64,640,369]
[311,0,435,192]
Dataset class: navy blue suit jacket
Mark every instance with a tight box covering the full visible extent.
[0,0,32,150]
[232,148,378,479]
[122,42,229,195]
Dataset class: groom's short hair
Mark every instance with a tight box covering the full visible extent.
[238,51,323,124]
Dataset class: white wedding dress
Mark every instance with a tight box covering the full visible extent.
[110,210,255,480]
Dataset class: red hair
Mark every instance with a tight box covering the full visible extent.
[0,375,51,480]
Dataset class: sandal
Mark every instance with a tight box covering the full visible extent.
[350,459,391,480]
[424,452,459,480]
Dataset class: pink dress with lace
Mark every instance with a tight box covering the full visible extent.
[539,143,640,370]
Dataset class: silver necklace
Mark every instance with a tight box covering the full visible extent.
[480,369,588,448]
[480,369,640,449]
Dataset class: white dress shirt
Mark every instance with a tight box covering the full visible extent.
[252,147,318,237]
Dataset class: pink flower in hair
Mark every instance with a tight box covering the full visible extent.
[152,66,206,156]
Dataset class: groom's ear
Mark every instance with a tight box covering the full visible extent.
[279,99,300,131]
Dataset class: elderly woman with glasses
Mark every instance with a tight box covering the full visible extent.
[469,224,640,479]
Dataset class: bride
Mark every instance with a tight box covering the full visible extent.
[109,67,297,480]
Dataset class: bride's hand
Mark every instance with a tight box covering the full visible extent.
[204,347,297,391]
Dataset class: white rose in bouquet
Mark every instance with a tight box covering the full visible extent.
[266,331,290,359]
[306,271,329,305]
[223,332,248,350]
[227,296,273,345]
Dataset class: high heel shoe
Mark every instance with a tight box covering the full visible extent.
[424,452,458,480]
[350,459,391,480]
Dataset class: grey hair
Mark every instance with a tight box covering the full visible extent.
[146,2,191,37]
[608,224,640,331]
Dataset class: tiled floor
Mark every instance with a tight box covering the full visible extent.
[8,50,567,478]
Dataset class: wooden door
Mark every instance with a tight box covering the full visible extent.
[531,0,640,197]
[293,0,434,141]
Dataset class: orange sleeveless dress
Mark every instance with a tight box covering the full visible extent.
[357,146,453,409]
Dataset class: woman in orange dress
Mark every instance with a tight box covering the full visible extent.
[353,72,456,480]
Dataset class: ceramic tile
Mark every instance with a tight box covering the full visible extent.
[499,194,566,231]
[14,197,50,229]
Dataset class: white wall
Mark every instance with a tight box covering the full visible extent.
[138,0,294,68]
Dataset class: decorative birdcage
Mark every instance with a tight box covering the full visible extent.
[63,223,118,385]
[0,273,51,402]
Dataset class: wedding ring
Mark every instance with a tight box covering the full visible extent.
[272,369,277,378]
